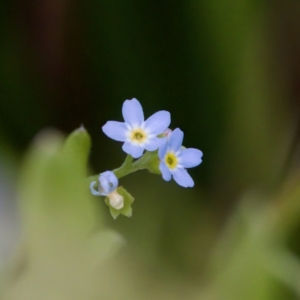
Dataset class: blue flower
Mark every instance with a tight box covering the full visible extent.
[158,128,203,187]
[102,98,171,158]
[90,171,118,196]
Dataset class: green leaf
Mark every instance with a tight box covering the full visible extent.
[4,128,124,299]
[62,125,91,175]
[18,128,97,240]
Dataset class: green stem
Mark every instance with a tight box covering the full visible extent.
[87,151,158,183]
[113,154,134,178]
[114,152,155,178]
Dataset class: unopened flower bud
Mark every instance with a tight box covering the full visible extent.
[107,190,124,210]
[90,171,118,196]
[98,171,118,195]
[163,128,172,139]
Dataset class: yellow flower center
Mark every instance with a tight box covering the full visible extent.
[165,152,178,169]
[130,129,147,144]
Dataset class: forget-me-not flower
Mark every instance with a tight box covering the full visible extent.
[158,128,203,187]
[102,98,171,158]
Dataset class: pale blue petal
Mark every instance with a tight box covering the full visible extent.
[90,181,101,196]
[144,137,164,151]
[144,111,171,135]
[179,148,203,168]
[159,162,172,181]
[173,169,194,187]
[158,139,168,160]
[122,141,144,158]
[122,98,144,127]
[102,121,127,142]
[169,128,184,152]
[98,171,118,195]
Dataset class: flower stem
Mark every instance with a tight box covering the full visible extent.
[88,151,159,184]
[113,154,134,178]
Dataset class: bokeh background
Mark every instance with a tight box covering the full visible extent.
[1,0,300,299]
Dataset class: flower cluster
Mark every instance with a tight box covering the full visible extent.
[90,98,203,218]
[102,98,202,187]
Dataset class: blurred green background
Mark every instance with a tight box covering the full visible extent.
[1,0,300,299]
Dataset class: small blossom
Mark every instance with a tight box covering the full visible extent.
[107,190,124,210]
[102,98,171,158]
[163,128,172,139]
[158,128,203,187]
[158,128,172,139]
[90,171,118,196]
